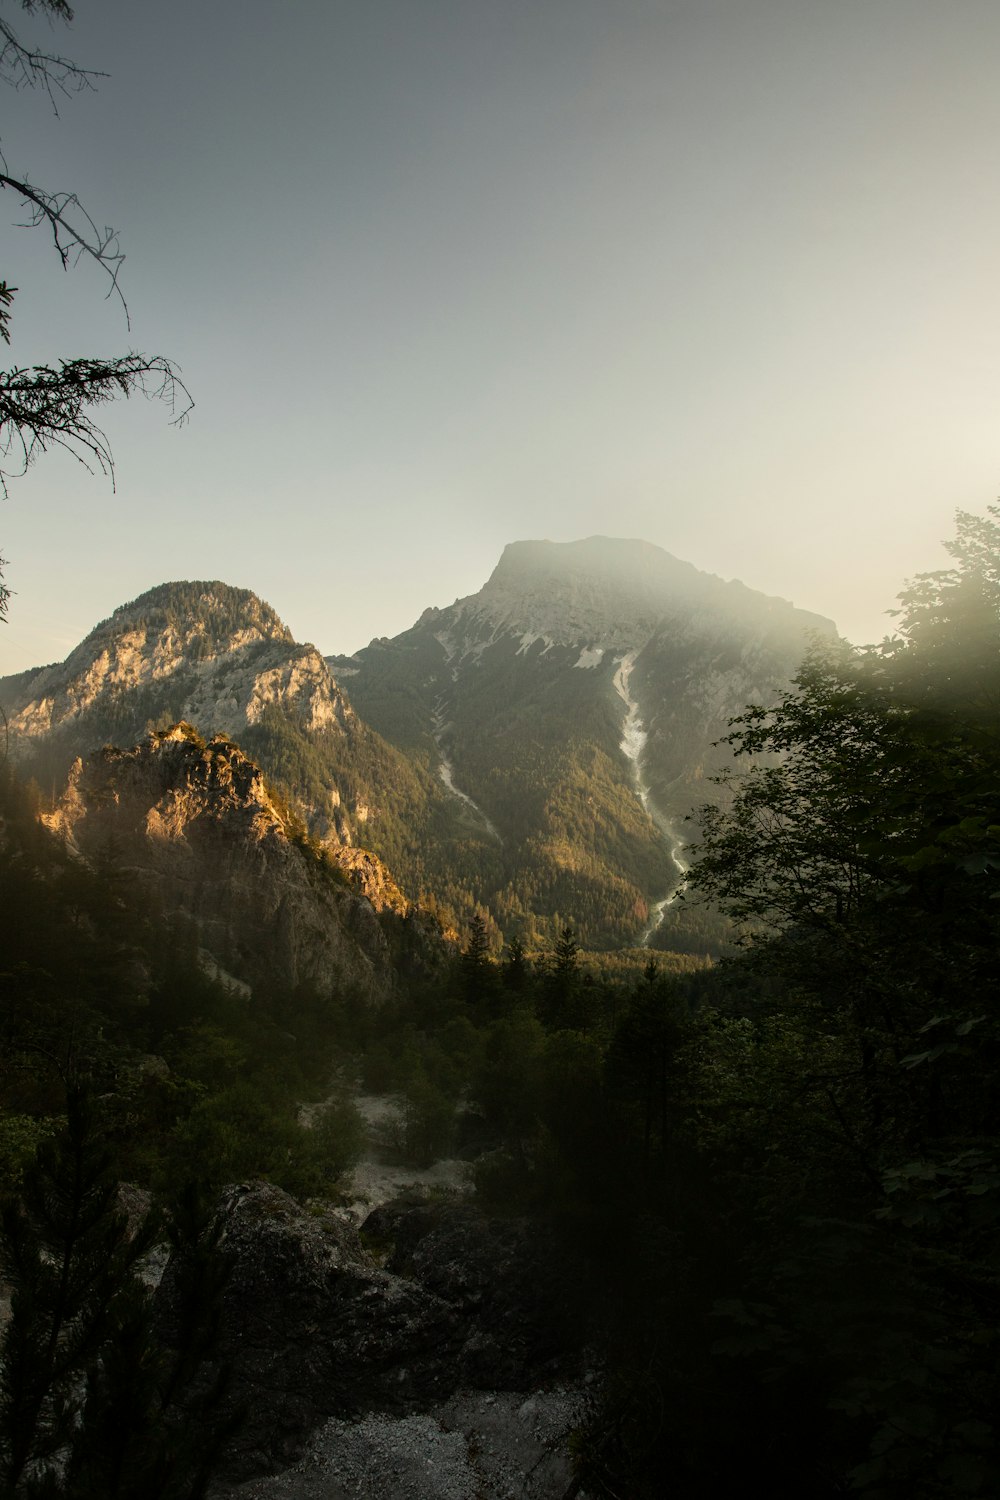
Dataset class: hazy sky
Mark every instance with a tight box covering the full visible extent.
[2,0,999,672]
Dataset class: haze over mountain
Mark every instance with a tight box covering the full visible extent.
[1,538,835,950]
[337,537,835,948]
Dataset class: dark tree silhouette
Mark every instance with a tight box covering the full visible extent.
[460,912,494,1006]
[0,0,191,612]
[0,1090,234,1498]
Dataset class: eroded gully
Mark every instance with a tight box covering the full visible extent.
[612,652,689,945]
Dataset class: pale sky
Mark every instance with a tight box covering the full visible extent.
[2,0,999,673]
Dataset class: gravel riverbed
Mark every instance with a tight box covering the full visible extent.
[218,1384,592,1500]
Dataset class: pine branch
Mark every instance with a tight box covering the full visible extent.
[0,8,102,110]
[0,171,128,323]
[0,354,193,494]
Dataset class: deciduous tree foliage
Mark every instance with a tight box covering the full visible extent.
[686,506,1000,1135]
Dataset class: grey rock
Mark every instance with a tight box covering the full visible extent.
[166,1184,583,1486]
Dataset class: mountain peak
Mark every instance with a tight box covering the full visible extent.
[463,536,834,647]
[87,580,294,650]
[1,579,352,777]
[485,536,703,597]
[493,535,688,570]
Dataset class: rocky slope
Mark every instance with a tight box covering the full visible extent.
[0,581,449,859]
[0,582,487,946]
[155,1183,585,1493]
[335,537,837,950]
[5,580,346,745]
[44,723,437,1004]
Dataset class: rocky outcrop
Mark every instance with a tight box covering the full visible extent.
[363,1197,576,1390]
[0,579,457,891]
[3,581,353,748]
[43,724,415,1002]
[326,847,408,916]
[166,1185,583,1484]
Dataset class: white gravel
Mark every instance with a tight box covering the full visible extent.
[331,1093,475,1224]
[219,1384,593,1500]
[217,1096,594,1499]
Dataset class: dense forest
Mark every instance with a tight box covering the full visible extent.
[0,505,996,1496]
[344,616,733,954]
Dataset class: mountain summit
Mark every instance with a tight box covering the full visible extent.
[432,537,833,651]
[3,580,351,760]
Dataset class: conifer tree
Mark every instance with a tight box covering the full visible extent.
[460,913,494,1007]
[501,935,529,993]
[0,1089,232,1498]
[0,1085,159,1494]
[541,925,582,1029]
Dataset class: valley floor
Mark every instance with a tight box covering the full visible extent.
[331,1092,474,1221]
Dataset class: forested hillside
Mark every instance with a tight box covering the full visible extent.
[341,536,832,950]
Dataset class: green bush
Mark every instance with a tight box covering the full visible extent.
[0,1113,60,1195]
[401,1074,455,1166]
[293,1094,366,1195]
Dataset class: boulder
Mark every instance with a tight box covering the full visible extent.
[159,1184,581,1483]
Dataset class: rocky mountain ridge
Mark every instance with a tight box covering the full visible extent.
[0,580,463,876]
[2,540,838,950]
[426,535,832,652]
[4,580,351,778]
[44,723,435,1004]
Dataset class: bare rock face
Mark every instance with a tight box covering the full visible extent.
[0,580,455,890]
[3,581,353,749]
[326,847,408,916]
[164,1185,581,1484]
[363,1197,576,1391]
[44,724,405,1002]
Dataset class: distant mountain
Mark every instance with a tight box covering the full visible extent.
[335,538,836,950]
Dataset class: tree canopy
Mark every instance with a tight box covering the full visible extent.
[687,502,1000,964]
